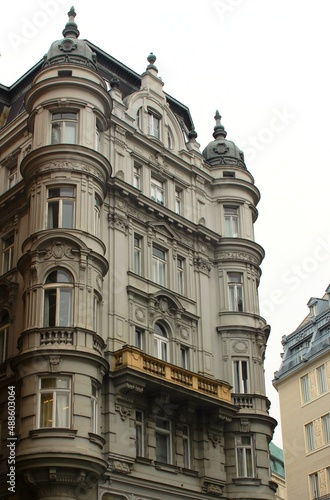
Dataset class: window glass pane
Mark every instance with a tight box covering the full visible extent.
[56,393,69,426]
[44,289,56,327]
[62,200,74,228]
[64,122,77,143]
[60,187,75,197]
[156,432,168,462]
[51,123,61,144]
[48,201,59,228]
[236,447,245,477]
[59,289,72,326]
[40,393,53,427]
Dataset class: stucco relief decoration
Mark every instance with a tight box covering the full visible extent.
[58,39,77,52]
[38,160,102,180]
[217,251,257,265]
[96,274,102,291]
[256,332,266,360]
[49,356,61,373]
[179,326,189,340]
[202,482,224,496]
[208,429,223,448]
[108,460,131,475]
[115,402,132,421]
[240,419,250,433]
[193,257,211,277]
[213,142,229,155]
[232,340,248,354]
[43,242,75,260]
[134,307,146,323]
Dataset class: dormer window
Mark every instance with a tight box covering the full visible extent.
[51,112,77,144]
[148,112,160,139]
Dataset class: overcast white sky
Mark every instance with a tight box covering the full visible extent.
[2,0,330,447]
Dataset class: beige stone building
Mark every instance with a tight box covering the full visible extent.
[273,288,330,499]
[0,8,277,500]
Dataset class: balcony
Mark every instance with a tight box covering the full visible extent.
[232,393,271,414]
[17,327,106,356]
[112,346,232,404]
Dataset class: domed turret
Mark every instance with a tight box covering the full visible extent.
[202,111,246,168]
[43,6,97,70]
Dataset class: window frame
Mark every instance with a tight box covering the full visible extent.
[91,382,99,434]
[305,421,315,452]
[134,234,143,276]
[47,186,75,229]
[51,111,78,144]
[233,359,249,394]
[39,376,71,428]
[177,257,185,295]
[94,194,101,237]
[135,410,145,457]
[301,374,311,403]
[235,435,254,478]
[228,272,244,312]
[182,424,191,469]
[224,206,239,237]
[155,416,172,464]
[133,164,141,189]
[43,269,74,328]
[152,245,167,286]
[2,234,14,274]
[317,364,328,394]
[0,311,9,364]
[151,178,165,206]
[154,323,168,362]
[322,413,330,444]
[147,111,161,139]
[175,188,182,215]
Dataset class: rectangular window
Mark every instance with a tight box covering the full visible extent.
[301,374,311,403]
[155,417,171,463]
[152,246,166,286]
[322,413,330,444]
[175,189,182,215]
[224,206,239,237]
[151,178,164,205]
[306,422,315,452]
[134,235,142,275]
[233,359,249,393]
[94,195,101,237]
[91,382,99,434]
[310,472,320,499]
[39,377,70,428]
[95,126,100,152]
[47,187,75,229]
[8,166,18,190]
[135,328,144,350]
[236,435,254,477]
[93,294,100,332]
[228,272,244,312]
[0,323,8,364]
[2,234,14,274]
[182,424,191,469]
[148,113,160,139]
[317,364,328,394]
[180,345,189,370]
[51,112,77,144]
[136,410,144,456]
[177,257,184,294]
[133,164,141,189]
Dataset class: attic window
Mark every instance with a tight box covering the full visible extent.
[58,70,72,77]
[223,171,235,178]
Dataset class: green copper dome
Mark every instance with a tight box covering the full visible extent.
[202,111,246,168]
[43,7,97,70]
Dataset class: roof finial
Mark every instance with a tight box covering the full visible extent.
[213,110,227,139]
[62,6,80,39]
[146,52,158,73]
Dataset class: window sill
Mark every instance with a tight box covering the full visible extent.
[30,428,77,439]
[232,477,261,486]
[88,432,106,448]
[154,461,179,474]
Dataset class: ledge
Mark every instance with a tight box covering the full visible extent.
[88,432,106,448]
[30,428,77,439]
[232,477,261,486]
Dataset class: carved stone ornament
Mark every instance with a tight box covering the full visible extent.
[240,418,250,433]
[213,142,229,155]
[135,307,146,323]
[208,429,223,448]
[44,242,75,260]
[193,257,211,276]
[202,481,224,496]
[232,340,248,354]
[108,459,131,474]
[115,398,132,421]
[217,251,258,265]
[49,356,61,373]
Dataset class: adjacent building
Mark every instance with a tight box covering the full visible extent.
[273,287,330,499]
[269,442,286,500]
[0,8,277,499]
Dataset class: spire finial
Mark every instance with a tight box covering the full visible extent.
[146,52,158,72]
[62,6,80,39]
[213,110,227,139]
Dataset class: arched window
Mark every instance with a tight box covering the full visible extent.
[43,270,73,327]
[154,323,168,361]
[0,311,9,363]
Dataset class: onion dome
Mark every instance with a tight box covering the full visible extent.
[43,7,97,70]
[202,111,246,168]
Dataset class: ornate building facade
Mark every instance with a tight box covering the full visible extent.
[273,287,330,500]
[0,8,277,499]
